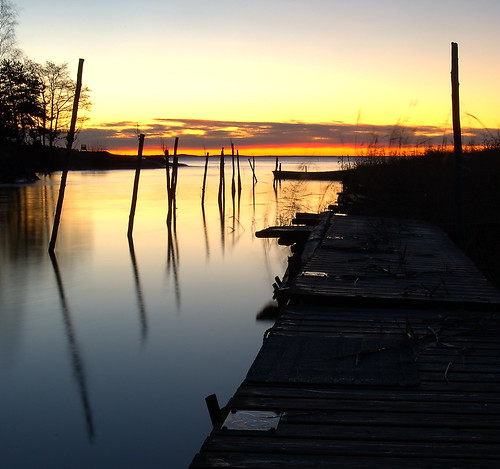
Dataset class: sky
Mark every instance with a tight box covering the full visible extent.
[13,0,500,155]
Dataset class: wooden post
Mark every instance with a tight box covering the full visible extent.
[127,134,145,239]
[170,137,179,209]
[451,42,462,159]
[48,58,84,253]
[231,142,236,200]
[248,157,257,183]
[237,149,242,195]
[166,137,179,226]
[205,394,221,426]
[451,42,464,237]
[201,151,209,206]
[172,137,180,195]
[165,148,171,202]
[218,147,225,210]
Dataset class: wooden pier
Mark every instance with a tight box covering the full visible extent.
[191,214,500,468]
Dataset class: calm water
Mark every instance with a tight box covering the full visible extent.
[0,156,343,468]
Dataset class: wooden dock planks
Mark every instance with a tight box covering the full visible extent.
[284,214,500,308]
[191,214,500,468]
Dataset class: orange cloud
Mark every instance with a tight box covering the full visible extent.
[78,118,496,156]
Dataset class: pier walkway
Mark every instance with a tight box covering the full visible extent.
[190,214,500,468]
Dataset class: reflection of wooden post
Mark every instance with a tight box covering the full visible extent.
[166,213,181,308]
[128,237,148,341]
[201,204,210,259]
[49,251,95,440]
[48,58,84,253]
[451,42,463,237]
[127,134,145,239]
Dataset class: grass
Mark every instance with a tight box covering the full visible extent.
[338,147,500,288]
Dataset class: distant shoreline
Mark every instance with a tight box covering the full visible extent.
[0,146,169,183]
[0,146,351,183]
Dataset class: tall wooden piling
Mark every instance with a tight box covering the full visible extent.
[48,58,84,253]
[231,142,236,200]
[170,137,180,212]
[248,157,257,184]
[236,149,242,195]
[172,137,180,196]
[451,42,463,237]
[218,148,225,211]
[165,148,171,202]
[127,134,145,239]
[201,152,209,206]
[166,137,180,226]
[451,42,462,160]
[218,148,226,252]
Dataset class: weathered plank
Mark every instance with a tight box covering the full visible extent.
[191,452,498,469]
[191,215,500,468]
[282,215,500,309]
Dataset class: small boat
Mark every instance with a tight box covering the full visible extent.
[272,169,348,181]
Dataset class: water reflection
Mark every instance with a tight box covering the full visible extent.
[0,183,55,258]
[0,157,343,468]
[128,237,149,341]
[49,252,95,441]
[201,206,211,260]
[272,179,342,225]
[218,189,226,253]
[166,206,181,309]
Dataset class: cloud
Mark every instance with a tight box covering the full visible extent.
[78,118,496,154]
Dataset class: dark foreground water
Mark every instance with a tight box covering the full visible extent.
[0,156,342,468]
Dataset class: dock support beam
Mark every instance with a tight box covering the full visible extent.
[205,394,221,427]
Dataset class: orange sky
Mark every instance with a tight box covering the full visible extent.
[78,118,486,157]
[16,1,500,156]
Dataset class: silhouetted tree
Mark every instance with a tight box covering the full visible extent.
[0,0,19,59]
[35,61,91,147]
[0,59,44,144]
[0,3,92,150]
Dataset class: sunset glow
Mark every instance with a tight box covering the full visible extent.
[14,0,500,155]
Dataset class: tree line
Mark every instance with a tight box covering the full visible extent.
[0,0,91,149]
